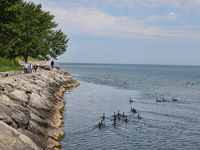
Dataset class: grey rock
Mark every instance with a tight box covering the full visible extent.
[0,121,40,150]
[0,67,79,149]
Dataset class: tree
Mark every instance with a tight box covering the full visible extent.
[0,0,22,58]
[48,29,69,60]
[15,1,56,62]
[0,0,69,62]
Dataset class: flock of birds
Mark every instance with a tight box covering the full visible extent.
[156,97,178,102]
[97,96,180,128]
[185,81,199,85]
[98,98,141,128]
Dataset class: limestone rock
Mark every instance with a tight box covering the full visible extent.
[0,121,41,150]
[0,67,80,149]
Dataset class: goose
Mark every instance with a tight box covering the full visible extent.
[114,115,118,121]
[137,114,142,119]
[101,113,106,119]
[101,120,104,126]
[162,97,167,102]
[117,114,121,120]
[124,115,129,122]
[121,112,126,118]
[129,97,133,103]
[113,112,116,117]
[131,107,136,113]
[113,120,117,126]
[98,122,102,128]
[186,81,190,85]
[172,98,178,101]
[156,98,161,102]
[117,110,121,116]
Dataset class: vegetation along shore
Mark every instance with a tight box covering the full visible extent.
[0,0,73,149]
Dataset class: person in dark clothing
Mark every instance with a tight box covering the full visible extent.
[34,64,38,72]
[51,61,54,69]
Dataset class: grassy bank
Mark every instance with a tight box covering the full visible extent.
[0,57,23,72]
[16,56,44,61]
[0,56,45,72]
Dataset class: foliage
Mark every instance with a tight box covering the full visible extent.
[0,57,20,67]
[0,57,23,72]
[48,29,69,60]
[0,0,22,58]
[0,0,68,62]
[0,0,20,12]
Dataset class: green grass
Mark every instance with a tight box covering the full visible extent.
[0,67,23,72]
[15,56,44,61]
[0,57,23,72]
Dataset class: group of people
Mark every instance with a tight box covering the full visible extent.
[23,63,38,73]
[23,60,55,73]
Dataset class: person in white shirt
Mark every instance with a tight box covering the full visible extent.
[29,63,33,73]
[23,62,29,73]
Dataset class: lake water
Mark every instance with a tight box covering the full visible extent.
[57,63,200,150]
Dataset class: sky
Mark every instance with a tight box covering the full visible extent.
[28,0,200,65]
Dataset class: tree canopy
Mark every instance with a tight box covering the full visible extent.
[0,0,68,62]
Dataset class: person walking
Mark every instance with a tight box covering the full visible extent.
[23,62,28,73]
[51,60,54,69]
[34,64,38,72]
[29,63,33,73]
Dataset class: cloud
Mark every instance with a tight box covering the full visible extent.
[148,12,178,22]
[42,5,200,40]
[98,0,200,11]
[28,0,200,65]
[167,12,177,20]
[32,0,200,11]
[28,0,200,41]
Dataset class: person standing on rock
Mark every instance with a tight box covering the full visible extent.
[34,64,38,72]
[29,63,33,73]
[23,62,28,73]
[51,60,54,69]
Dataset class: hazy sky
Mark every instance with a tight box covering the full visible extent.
[29,0,200,65]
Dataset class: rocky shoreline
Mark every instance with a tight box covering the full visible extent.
[0,67,80,150]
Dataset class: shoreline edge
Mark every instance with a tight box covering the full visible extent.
[0,67,80,150]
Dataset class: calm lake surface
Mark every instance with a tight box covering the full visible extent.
[57,63,200,150]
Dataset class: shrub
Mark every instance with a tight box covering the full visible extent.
[0,57,21,68]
